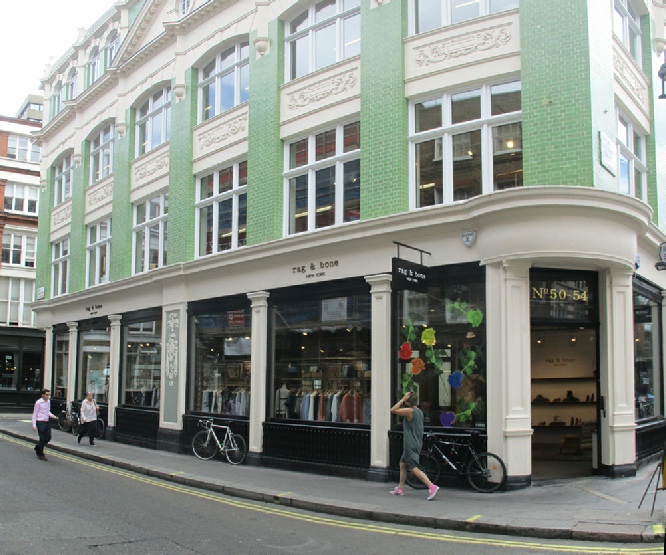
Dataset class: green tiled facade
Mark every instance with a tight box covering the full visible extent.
[36,167,53,298]
[360,0,409,218]
[521,0,595,188]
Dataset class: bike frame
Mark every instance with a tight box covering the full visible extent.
[425,434,483,477]
[200,420,235,452]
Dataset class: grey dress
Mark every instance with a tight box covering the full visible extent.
[400,407,424,469]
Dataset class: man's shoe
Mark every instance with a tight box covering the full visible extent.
[90,442,96,446]
[77,436,82,444]
[38,454,47,461]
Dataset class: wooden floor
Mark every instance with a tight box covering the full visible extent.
[532,443,593,480]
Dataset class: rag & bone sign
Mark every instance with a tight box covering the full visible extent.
[292,259,340,279]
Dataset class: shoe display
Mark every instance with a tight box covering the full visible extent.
[427,484,439,500]
[390,486,404,496]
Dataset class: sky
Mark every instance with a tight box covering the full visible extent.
[0,0,116,117]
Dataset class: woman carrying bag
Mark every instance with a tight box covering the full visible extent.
[78,391,100,446]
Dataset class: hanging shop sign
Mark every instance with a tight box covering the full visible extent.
[392,258,428,292]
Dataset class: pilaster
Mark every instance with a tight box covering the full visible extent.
[66,321,79,404]
[247,291,270,464]
[107,314,122,428]
[43,326,53,393]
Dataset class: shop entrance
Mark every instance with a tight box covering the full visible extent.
[530,327,599,479]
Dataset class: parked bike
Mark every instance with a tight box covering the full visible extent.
[406,430,507,493]
[191,419,247,465]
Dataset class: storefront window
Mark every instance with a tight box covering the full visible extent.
[271,286,371,423]
[396,266,486,429]
[191,304,251,416]
[53,334,69,398]
[21,338,43,391]
[123,318,162,407]
[0,338,18,390]
[634,286,662,420]
[0,336,42,391]
[78,329,110,402]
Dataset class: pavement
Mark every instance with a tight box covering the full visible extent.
[1,413,665,546]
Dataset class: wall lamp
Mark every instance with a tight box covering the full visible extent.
[659,59,666,100]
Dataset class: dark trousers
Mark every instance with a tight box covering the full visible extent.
[36,421,51,456]
[78,421,95,444]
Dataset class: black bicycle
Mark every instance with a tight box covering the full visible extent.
[406,431,507,493]
[57,403,105,439]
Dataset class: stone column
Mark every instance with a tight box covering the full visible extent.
[43,326,53,393]
[66,322,78,404]
[600,267,636,476]
[247,291,269,464]
[486,260,532,488]
[107,314,122,428]
[365,274,392,481]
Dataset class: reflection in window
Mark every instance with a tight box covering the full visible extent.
[634,288,662,420]
[123,319,162,407]
[199,41,249,122]
[136,86,172,155]
[133,194,168,274]
[411,0,518,35]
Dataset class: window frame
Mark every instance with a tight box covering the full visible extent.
[67,69,78,101]
[89,124,114,184]
[4,183,39,215]
[198,41,250,123]
[0,276,35,327]
[284,0,361,82]
[53,154,73,206]
[409,81,522,208]
[86,219,112,287]
[132,193,168,274]
[51,237,70,297]
[136,86,172,156]
[2,232,36,268]
[195,160,248,256]
[616,109,647,201]
[107,32,120,65]
[409,0,519,36]
[53,82,64,116]
[283,120,361,235]
[613,0,642,66]
[7,135,40,163]
[89,47,102,85]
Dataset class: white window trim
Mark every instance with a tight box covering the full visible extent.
[195,161,248,256]
[283,120,360,235]
[89,48,102,84]
[613,0,642,66]
[89,124,114,184]
[616,109,647,201]
[132,193,168,274]
[4,183,39,215]
[2,232,36,268]
[284,0,361,81]
[86,219,112,287]
[409,0,519,36]
[7,135,41,163]
[136,86,172,156]
[53,154,73,206]
[198,41,250,123]
[52,237,70,297]
[408,81,522,208]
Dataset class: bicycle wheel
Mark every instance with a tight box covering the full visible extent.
[94,419,106,440]
[57,412,71,432]
[192,430,217,460]
[406,451,441,489]
[71,417,80,437]
[225,433,247,465]
[466,451,506,493]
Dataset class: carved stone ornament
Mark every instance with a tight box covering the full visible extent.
[165,311,180,388]
[287,69,358,110]
[461,230,477,248]
[53,204,72,226]
[416,25,511,66]
[87,182,113,208]
[197,114,247,150]
[134,153,169,182]
[612,50,646,105]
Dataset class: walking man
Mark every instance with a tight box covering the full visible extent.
[32,389,56,461]
[78,391,99,446]
[390,391,439,500]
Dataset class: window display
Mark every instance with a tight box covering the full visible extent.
[396,265,486,429]
[192,305,251,416]
[78,329,110,402]
[122,318,162,407]
[634,282,662,420]
[53,334,68,398]
[271,288,371,423]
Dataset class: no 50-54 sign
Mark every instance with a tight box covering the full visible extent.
[531,287,588,302]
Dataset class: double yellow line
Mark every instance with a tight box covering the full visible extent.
[1,433,661,554]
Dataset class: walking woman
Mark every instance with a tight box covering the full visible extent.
[78,391,99,446]
[390,391,439,500]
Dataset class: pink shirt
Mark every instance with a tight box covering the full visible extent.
[32,398,54,427]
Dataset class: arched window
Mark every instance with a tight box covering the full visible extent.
[89,123,114,184]
[199,41,249,122]
[53,153,73,206]
[67,69,78,101]
[179,0,192,16]
[285,0,360,81]
[136,86,172,155]
[89,47,102,84]
[53,82,64,116]
[107,31,119,65]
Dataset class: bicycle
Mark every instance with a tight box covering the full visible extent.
[57,404,79,434]
[191,419,247,465]
[406,430,507,493]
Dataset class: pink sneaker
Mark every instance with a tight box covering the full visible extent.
[390,486,404,496]
[427,484,439,500]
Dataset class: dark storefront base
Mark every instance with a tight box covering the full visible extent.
[0,390,43,412]
[114,407,159,449]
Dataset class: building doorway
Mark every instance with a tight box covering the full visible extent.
[530,327,599,479]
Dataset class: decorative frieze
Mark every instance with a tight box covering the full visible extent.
[165,310,180,388]
[87,181,113,209]
[287,69,358,110]
[613,49,647,107]
[415,24,511,66]
[134,152,169,183]
[197,114,248,151]
[52,204,72,227]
